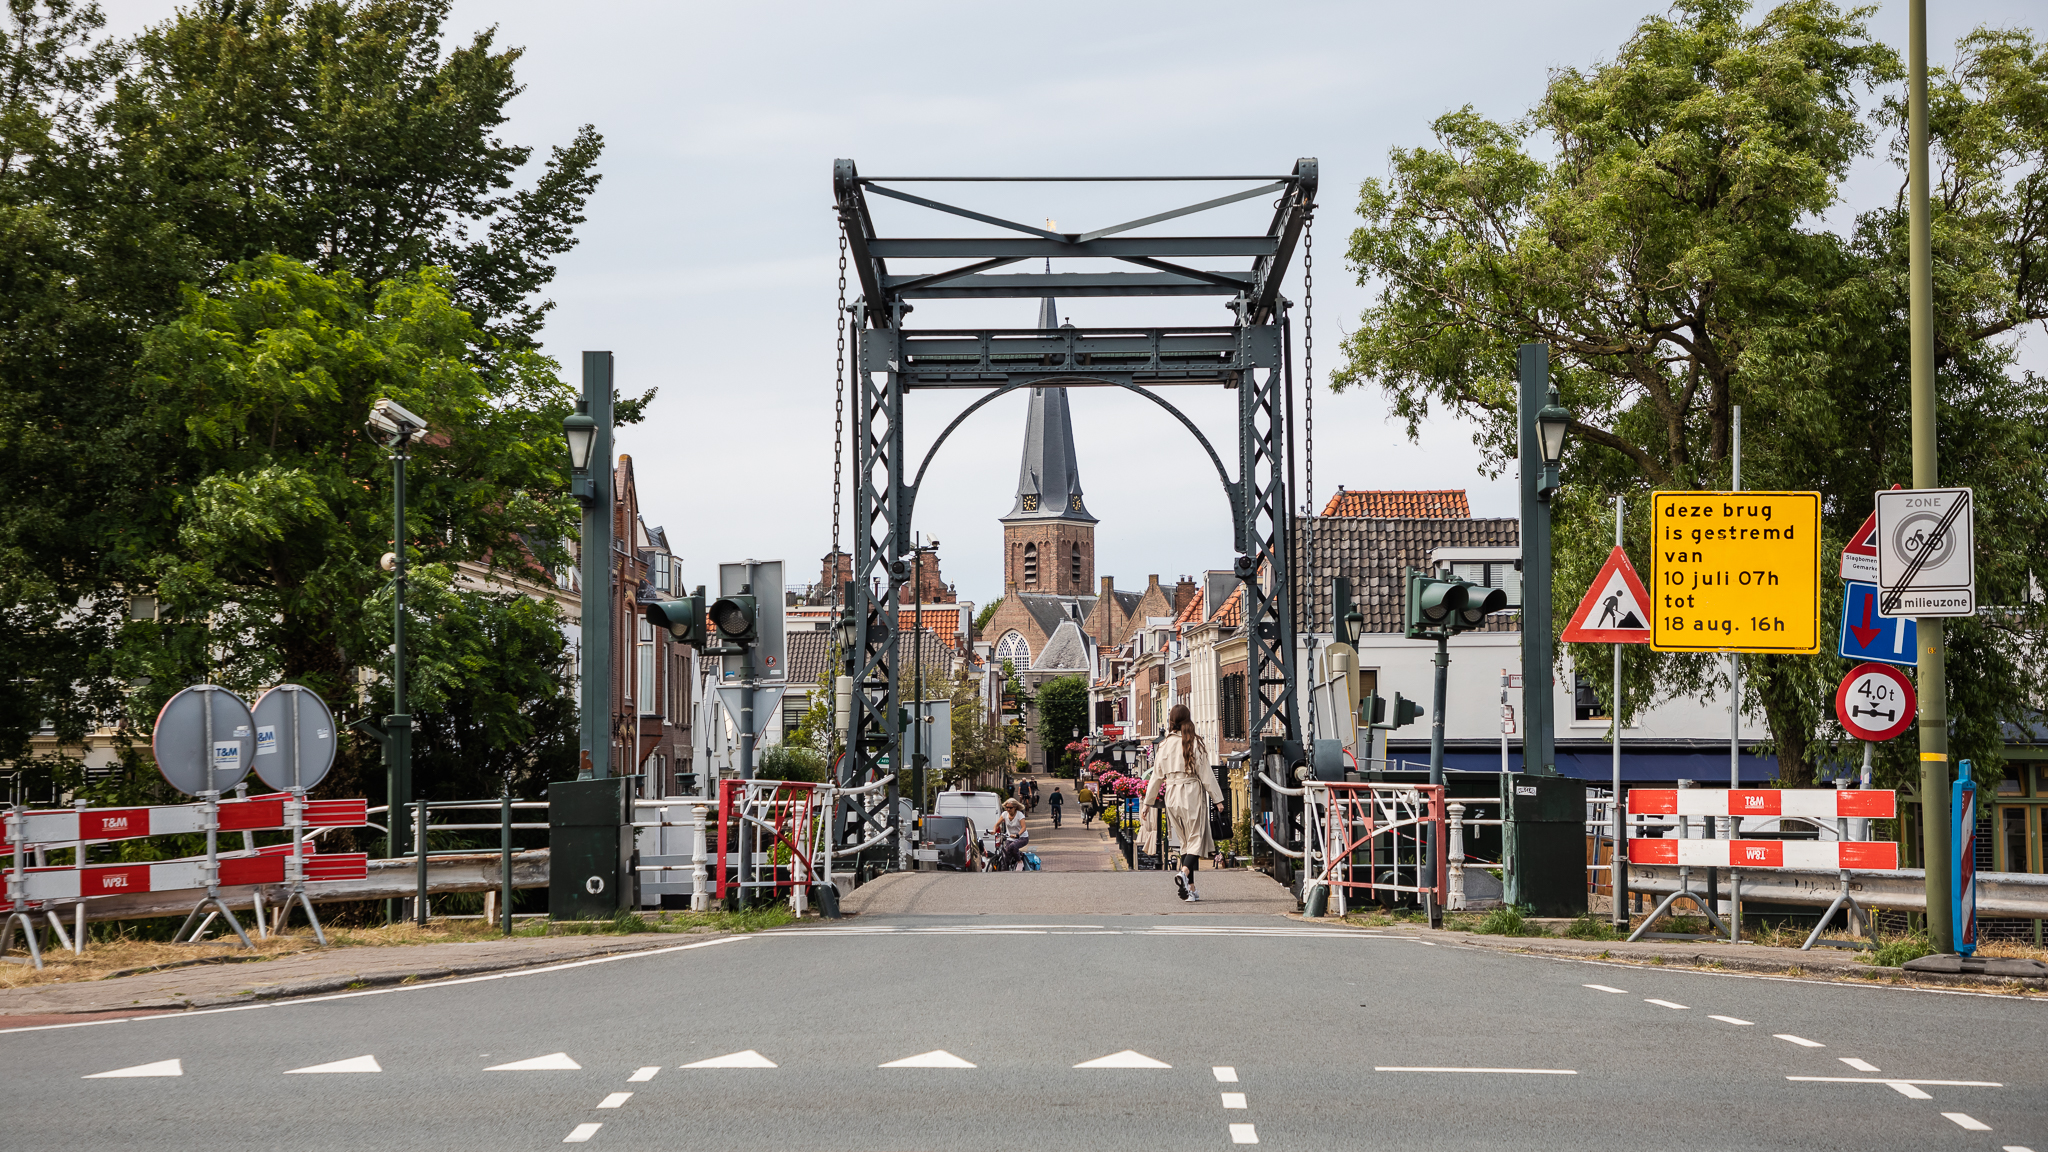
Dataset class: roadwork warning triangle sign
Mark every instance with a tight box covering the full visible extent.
[1840,484,1898,582]
[1562,546,1652,644]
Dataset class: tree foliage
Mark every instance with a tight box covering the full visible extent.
[0,1,609,806]
[1036,674,1090,778]
[1335,0,2048,786]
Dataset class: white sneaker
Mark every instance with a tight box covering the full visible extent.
[1188,888,1202,902]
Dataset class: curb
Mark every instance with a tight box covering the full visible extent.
[1418,928,2048,995]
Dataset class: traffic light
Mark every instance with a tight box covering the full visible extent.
[643,585,707,646]
[1359,692,1423,731]
[1404,568,1510,639]
[708,592,757,649]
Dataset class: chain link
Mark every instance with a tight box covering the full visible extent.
[833,230,847,615]
[1301,209,1319,750]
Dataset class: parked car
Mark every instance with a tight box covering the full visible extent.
[914,814,986,872]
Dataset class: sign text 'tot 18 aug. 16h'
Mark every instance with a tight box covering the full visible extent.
[1650,491,1820,654]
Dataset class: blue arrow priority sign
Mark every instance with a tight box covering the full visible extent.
[1839,581,1917,666]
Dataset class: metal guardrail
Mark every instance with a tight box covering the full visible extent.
[1629,863,2048,918]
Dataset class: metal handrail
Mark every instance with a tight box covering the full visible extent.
[1253,822,1303,859]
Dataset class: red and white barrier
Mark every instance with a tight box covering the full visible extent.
[1627,837,1898,870]
[1627,788,1895,820]
[20,845,368,902]
[10,795,368,844]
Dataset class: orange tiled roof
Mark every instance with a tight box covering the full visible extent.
[1320,488,1470,519]
[897,608,961,648]
[1213,584,1244,628]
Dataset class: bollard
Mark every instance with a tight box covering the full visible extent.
[1447,802,1466,911]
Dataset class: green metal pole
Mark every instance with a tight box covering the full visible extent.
[387,440,412,923]
[1908,0,1952,953]
[500,788,513,935]
[1517,344,1556,778]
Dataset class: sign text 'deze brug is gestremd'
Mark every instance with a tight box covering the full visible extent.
[1650,492,1820,654]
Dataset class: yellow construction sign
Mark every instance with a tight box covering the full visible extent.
[1649,491,1821,654]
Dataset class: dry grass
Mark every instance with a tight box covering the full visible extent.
[0,908,790,990]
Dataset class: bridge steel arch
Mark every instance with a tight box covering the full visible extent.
[829,159,1318,892]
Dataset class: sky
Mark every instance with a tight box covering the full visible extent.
[99,0,2046,609]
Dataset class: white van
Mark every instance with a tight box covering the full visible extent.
[934,790,1004,856]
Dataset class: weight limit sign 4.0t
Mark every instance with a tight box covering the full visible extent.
[1649,491,1821,654]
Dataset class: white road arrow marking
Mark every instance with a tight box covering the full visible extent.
[681,1050,777,1068]
[880,1050,976,1068]
[1074,1050,1170,1069]
[486,1052,581,1071]
[85,1059,182,1078]
[286,1055,381,1074]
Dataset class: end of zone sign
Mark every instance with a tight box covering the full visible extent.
[1650,491,1820,654]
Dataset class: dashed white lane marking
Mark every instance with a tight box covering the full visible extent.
[1891,1083,1934,1099]
[2001,1145,2035,1151]
[486,1052,581,1071]
[563,1123,602,1143]
[1840,1058,1881,1072]
[1775,1034,1825,1048]
[1376,1067,1577,1075]
[627,1067,659,1082]
[1584,984,1628,994]
[1709,1015,1754,1026]
[1786,1077,2003,1087]
[682,1050,776,1069]
[1228,1122,1259,1144]
[1645,999,1689,1010]
[1944,1113,1992,1131]
[286,1055,381,1074]
[84,1059,182,1079]
[1221,1092,1248,1109]
[1074,1050,1170,1069]
[1213,1066,1239,1083]
[880,1050,976,1068]
[597,1093,632,1109]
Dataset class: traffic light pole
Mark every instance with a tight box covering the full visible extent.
[578,352,614,781]
[1907,0,1952,954]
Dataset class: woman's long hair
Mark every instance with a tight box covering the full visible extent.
[1168,703,1202,773]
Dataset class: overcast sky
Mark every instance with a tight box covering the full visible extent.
[101,0,2045,609]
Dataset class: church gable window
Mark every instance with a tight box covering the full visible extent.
[1023,542,1038,585]
[995,630,1029,665]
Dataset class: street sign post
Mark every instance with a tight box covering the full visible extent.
[1834,663,1916,743]
[1649,491,1821,653]
[1838,582,1918,667]
[1874,487,1975,617]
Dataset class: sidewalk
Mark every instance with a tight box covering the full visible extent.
[0,931,723,1027]
[1018,774,1119,873]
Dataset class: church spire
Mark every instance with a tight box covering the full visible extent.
[1005,297,1095,524]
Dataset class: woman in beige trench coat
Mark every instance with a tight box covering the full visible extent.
[1144,704,1226,901]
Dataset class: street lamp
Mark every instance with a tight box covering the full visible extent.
[563,401,597,503]
[365,398,427,922]
[1535,386,1572,499]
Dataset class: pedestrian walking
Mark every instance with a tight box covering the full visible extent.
[1048,788,1064,829]
[1144,704,1225,902]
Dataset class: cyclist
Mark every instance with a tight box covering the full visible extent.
[1049,787,1064,829]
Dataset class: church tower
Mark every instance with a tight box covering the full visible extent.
[1001,296,1096,596]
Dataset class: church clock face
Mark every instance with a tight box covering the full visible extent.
[1069,495,1083,511]
[1021,494,1039,511]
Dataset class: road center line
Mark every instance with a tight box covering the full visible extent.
[1584,984,1628,994]
[1645,999,1688,1010]
[1709,1015,1754,1026]
[1775,1034,1825,1048]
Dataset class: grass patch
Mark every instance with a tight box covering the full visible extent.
[1473,907,1549,937]
[1865,932,1936,968]
[1563,915,1621,941]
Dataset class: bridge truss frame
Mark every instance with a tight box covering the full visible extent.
[829,160,1321,886]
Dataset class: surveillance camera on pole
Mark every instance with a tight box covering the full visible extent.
[365,398,429,444]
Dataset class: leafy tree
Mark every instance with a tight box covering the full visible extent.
[1036,674,1089,778]
[973,599,1000,633]
[1334,0,2048,785]
[946,664,1019,785]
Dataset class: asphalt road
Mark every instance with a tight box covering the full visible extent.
[5,912,2045,1151]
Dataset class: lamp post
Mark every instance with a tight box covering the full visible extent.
[1520,348,1571,778]
[364,399,428,923]
[566,354,614,780]
[908,535,939,814]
